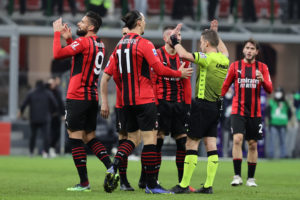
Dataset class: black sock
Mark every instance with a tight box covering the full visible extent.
[176,137,186,182]
[233,158,242,176]
[87,138,111,169]
[113,140,135,171]
[118,139,128,183]
[69,138,89,186]
[142,144,158,188]
[155,138,164,180]
[248,162,256,179]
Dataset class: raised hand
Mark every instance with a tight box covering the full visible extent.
[53,18,64,32]
[61,23,72,40]
[210,19,218,32]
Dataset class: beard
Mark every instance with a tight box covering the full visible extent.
[245,54,255,63]
[76,28,87,37]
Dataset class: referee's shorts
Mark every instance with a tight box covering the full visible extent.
[189,98,220,139]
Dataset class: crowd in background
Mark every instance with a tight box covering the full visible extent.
[1,0,300,23]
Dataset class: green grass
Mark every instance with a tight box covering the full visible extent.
[0,156,300,200]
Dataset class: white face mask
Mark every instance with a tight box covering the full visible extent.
[274,92,283,99]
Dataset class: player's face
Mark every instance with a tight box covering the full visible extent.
[76,16,89,36]
[163,29,181,47]
[122,27,129,36]
[243,42,258,62]
[200,36,207,53]
[139,14,146,35]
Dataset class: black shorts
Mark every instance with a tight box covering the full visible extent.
[115,107,126,133]
[65,99,98,132]
[189,98,220,139]
[231,114,263,141]
[123,103,158,132]
[157,100,186,137]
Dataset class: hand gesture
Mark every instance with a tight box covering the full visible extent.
[61,23,72,40]
[100,103,110,119]
[256,70,264,82]
[178,63,193,79]
[53,18,64,32]
[210,19,218,32]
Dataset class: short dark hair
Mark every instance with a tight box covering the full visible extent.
[86,11,102,33]
[163,25,176,32]
[201,29,219,47]
[121,10,142,30]
[243,38,259,50]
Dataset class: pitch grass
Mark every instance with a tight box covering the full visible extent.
[0,156,300,200]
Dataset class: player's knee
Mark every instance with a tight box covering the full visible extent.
[248,141,257,152]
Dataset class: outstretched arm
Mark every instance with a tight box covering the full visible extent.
[210,20,229,57]
[170,24,195,62]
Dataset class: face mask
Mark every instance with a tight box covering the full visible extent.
[274,92,283,100]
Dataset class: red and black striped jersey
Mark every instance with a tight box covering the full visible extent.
[103,54,122,108]
[156,46,192,104]
[221,59,273,117]
[53,32,105,101]
[111,33,182,106]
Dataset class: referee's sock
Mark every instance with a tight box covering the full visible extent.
[176,137,186,183]
[141,144,158,188]
[87,138,111,169]
[247,162,257,179]
[118,139,129,183]
[179,150,198,188]
[69,138,89,186]
[155,138,164,180]
[113,140,135,171]
[204,150,219,188]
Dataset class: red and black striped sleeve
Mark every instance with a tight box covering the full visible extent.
[261,63,273,94]
[221,62,235,96]
[53,32,84,59]
[183,61,192,104]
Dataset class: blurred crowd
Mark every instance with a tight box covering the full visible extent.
[1,0,300,24]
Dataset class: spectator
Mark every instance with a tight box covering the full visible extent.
[265,87,292,158]
[88,0,111,17]
[172,0,194,20]
[18,80,58,158]
[242,0,257,22]
[208,0,219,21]
[47,77,65,158]
[288,0,300,21]
[293,89,300,157]
[50,0,77,16]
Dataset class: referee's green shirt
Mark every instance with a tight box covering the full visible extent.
[193,52,229,102]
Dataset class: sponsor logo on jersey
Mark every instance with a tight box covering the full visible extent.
[238,78,259,88]
[199,52,207,58]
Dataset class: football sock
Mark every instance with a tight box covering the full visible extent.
[179,150,198,188]
[113,140,135,171]
[141,144,158,188]
[69,138,89,186]
[155,138,164,180]
[87,138,111,169]
[247,162,257,179]
[118,139,129,183]
[176,137,186,183]
[204,150,219,188]
[233,158,242,176]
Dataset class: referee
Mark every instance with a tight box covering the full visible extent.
[170,20,229,194]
